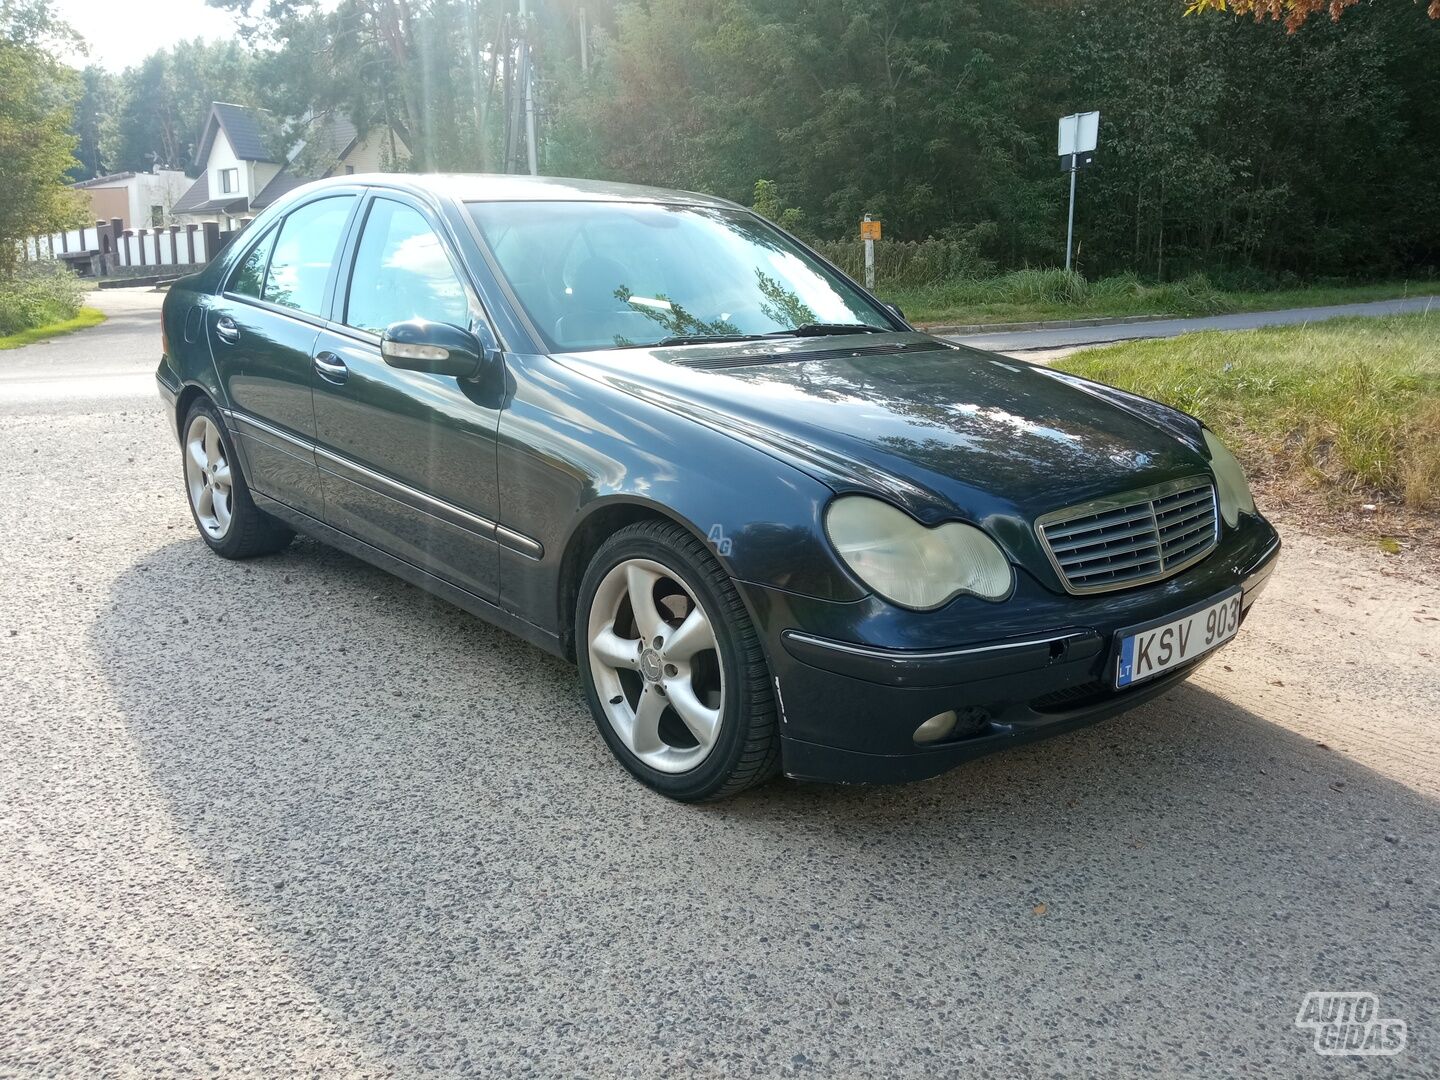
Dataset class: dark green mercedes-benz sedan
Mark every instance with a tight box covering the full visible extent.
[156,174,1280,801]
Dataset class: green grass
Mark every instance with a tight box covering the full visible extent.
[1054,312,1440,510]
[0,307,106,350]
[876,269,1435,326]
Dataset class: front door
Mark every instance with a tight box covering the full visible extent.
[311,195,503,600]
[209,194,358,520]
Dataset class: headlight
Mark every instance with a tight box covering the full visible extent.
[825,496,1012,608]
[1203,428,1256,527]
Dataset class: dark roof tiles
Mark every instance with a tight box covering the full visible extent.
[195,102,279,166]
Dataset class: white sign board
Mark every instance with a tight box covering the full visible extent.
[1058,111,1100,157]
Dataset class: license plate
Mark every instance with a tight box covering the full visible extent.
[1114,589,1242,688]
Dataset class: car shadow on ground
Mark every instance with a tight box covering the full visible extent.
[89,535,1439,1074]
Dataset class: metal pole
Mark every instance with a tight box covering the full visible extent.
[500,13,516,173]
[520,0,538,176]
[579,6,589,76]
[523,58,539,175]
[1064,163,1077,273]
[863,214,875,290]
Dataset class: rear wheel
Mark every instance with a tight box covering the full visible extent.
[182,398,293,559]
[577,520,780,801]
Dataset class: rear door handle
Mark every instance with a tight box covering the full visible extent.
[313,351,348,384]
[215,316,240,344]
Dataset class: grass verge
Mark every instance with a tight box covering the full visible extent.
[879,270,1436,326]
[1054,313,1440,515]
[0,307,106,350]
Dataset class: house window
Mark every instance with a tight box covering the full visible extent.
[344,165,355,175]
[150,205,164,227]
[220,168,239,194]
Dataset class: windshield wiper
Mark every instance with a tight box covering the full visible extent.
[768,323,888,338]
[651,333,767,347]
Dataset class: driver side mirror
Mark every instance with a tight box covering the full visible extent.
[381,320,487,379]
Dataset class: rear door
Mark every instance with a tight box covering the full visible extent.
[209,193,359,520]
[310,192,504,600]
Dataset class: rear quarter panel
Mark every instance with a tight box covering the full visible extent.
[160,269,229,419]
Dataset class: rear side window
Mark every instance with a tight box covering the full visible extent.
[228,229,276,298]
[344,199,470,334]
[262,196,355,316]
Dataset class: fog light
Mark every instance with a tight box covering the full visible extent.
[913,710,958,745]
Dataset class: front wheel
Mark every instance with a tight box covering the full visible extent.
[576,520,780,801]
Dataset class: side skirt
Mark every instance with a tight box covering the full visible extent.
[254,492,567,661]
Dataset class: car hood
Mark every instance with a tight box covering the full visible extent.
[557,333,1212,573]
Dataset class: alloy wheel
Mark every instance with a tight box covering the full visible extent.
[184,414,233,540]
[586,557,726,774]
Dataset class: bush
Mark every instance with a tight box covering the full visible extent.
[990,267,1089,306]
[1140,273,1230,316]
[0,261,86,336]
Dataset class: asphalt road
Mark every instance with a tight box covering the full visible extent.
[3,290,1437,1077]
[945,294,1440,353]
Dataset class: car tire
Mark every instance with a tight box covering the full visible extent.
[181,398,293,559]
[576,519,781,801]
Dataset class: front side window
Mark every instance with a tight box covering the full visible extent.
[345,199,469,335]
[229,227,276,298]
[220,168,238,194]
[261,196,355,315]
[468,200,890,352]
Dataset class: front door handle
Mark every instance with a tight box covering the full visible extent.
[313,351,349,384]
[215,316,240,344]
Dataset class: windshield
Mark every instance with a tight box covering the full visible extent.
[467,201,892,352]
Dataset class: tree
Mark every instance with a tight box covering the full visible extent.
[1185,0,1440,31]
[208,0,514,172]
[0,0,84,277]
[64,0,1434,282]
[70,65,115,179]
[107,40,257,173]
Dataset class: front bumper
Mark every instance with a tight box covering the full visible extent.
[745,514,1280,784]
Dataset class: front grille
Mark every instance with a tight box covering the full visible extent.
[1029,657,1206,713]
[1036,476,1218,594]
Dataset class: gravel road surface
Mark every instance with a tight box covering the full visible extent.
[3,289,1437,1077]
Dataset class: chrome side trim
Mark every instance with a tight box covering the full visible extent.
[315,444,498,539]
[783,630,1090,663]
[497,524,544,560]
[230,410,315,457]
[228,407,546,559]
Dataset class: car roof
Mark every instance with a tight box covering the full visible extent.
[294,172,741,210]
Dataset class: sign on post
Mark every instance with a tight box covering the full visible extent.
[1057,111,1099,172]
[1057,111,1100,272]
[860,215,880,289]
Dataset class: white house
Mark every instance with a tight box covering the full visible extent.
[71,169,193,229]
[173,102,410,229]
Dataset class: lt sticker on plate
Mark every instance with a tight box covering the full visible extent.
[1114,589,1242,688]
